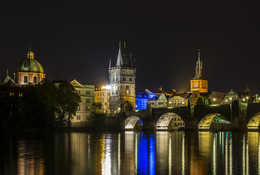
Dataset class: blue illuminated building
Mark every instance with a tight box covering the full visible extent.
[136,90,157,110]
[136,91,149,110]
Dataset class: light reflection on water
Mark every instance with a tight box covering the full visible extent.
[1,131,260,174]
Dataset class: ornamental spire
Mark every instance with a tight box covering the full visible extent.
[116,41,123,66]
[195,49,203,79]
[27,46,34,59]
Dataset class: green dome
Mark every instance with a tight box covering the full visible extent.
[16,58,44,73]
[16,49,45,73]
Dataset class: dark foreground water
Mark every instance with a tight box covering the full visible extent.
[0,131,259,175]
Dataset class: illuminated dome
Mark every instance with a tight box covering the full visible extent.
[16,49,44,73]
[14,47,46,85]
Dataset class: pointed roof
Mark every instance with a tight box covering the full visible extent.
[1,73,18,87]
[244,86,251,93]
[114,41,133,67]
[193,49,204,79]
[70,79,84,88]
[116,41,124,66]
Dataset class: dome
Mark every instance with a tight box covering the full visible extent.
[16,49,44,73]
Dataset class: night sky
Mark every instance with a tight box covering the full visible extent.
[0,1,260,93]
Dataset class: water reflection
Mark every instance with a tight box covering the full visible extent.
[2,131,260,174]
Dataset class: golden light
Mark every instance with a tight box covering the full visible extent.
[213,98,216,101]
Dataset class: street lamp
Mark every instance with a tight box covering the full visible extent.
[246,96,249,103]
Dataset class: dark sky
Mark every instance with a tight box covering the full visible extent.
[0,1,260,93]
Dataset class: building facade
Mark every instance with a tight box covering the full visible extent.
[109,42,136,114]
[94,86,110,114]
[209,91,226,104]
[148,93,168,108]
[168,93,187,107]
[70,79,94,125]
[190,49,208,93]
[14,48,46,85]
[135,91,149,110]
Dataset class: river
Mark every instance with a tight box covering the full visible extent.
[0,131,259,175]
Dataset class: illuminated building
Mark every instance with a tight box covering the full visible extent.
[209,91,226,104]
[135,91,149,110]
[146,88,174,109]
[148,93,168,108]
[222,90,238,104]
[14,47,45,85]
[190,49,208,93]
[70,79,94,126]
[94,86,110,114]
[108,41,136,114]
[168,93,188,107]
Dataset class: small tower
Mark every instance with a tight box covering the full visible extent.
[190,49,208,93]
[109,41,136,114]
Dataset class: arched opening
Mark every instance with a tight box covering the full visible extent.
[156,112,185,130]
[125,116,143,130]
[198,113,231,130]
[247,112,260,130]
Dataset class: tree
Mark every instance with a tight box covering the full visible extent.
[55,81,81,127]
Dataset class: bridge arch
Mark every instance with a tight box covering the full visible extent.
[198,113,231,130]
[247,112,260,130]
[125,116,143,130]
[155,112,185,130]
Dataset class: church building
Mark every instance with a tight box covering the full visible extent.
[190,49,208,93]
[109,41,136,114]
[14,48,45,85]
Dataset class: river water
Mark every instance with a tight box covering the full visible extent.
[0,131,259,175]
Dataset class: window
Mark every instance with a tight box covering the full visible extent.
[86,106,90,111]
[126,86,130,95]
[86,91,90,95]
[78,90,81,94]
[86,99,91,103]
[123,77,126,81]
[129,78,132,81]
[33,77,37,83]
[24,76,28,83]
[76,116,81,120]
[78,106,81,111]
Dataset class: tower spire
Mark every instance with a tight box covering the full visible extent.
[198,49,201,77]
[116,41,123,67]
[109,58,111,69]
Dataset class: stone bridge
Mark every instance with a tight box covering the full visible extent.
[123,102,260,131]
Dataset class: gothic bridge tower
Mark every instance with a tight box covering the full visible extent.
[190,49,208,93]
[109,41,136,114]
